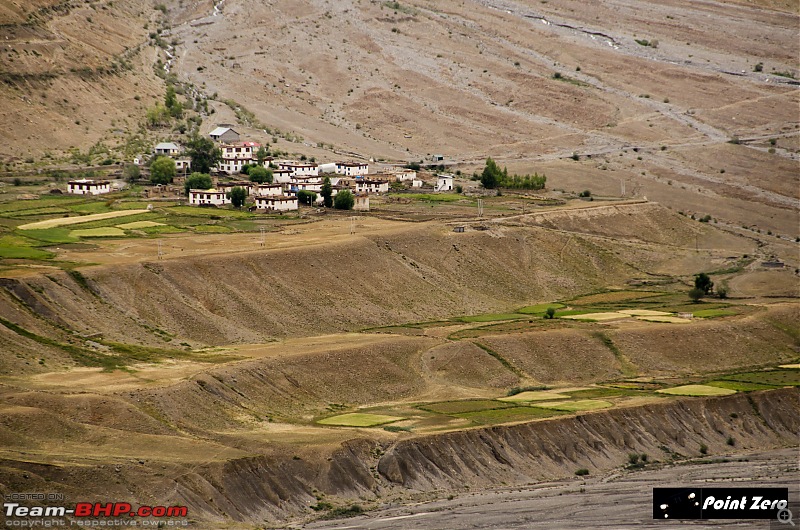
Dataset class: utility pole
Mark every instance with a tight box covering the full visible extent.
[157,240,163,260]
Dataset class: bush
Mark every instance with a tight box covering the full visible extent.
[754,62,763,72]
[699,443,708,455]
[334,189,355,210]
[227,186,246,208]
[726,436,735,446]
[578,190,591,197]
[184,172,212,195]
[150,156,176,184]
[249,166,272,184]
[297,190,317,206]
[688,287,705,303]
[455,184,463,194]
[544,307,556,319]
[575,468,589,476]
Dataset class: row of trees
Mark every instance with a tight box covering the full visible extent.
[480,158,546,190]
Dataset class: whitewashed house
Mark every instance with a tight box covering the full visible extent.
[271,169,294,184]
[189,189,230,206]
[335,161,369,176]
[411,179,424,188]
[67,179,111,195]
[392,168,416,182]
[254,184,284,197]
[175,158,192,172]
[154,142,181,157]
[255,195,298,212]
[356,179,389,194]
[436,175,454,192]
[278,161,319,177]
[217,142,263,174]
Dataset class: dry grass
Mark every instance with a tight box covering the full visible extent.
[18,210,151,230]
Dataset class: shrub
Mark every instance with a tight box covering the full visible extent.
[754,62,763,72]
[699,443,708,455]
[578,190,591,197]
[575,468,589,476]
[334,189,354,210]
[688,287,705,303]
[544,307,556,319]
[726,436,735,446]
[150,156,176,184]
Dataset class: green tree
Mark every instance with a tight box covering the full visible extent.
[544,307,556,319]
[334,189,355,210]
[150,156,176,184]
[256,146,269,165]
[122,163,141,182]
[184,172,213,195]
[249,166,272,184]
[146,104,170,127]
[321,176,333,207]
[165,85,177,109]
[297,190,317,206]
[227,186,247,208]
[185,135,222,174]
[688,287,705,303]
[481,157,501,189]
[694,273,714,294]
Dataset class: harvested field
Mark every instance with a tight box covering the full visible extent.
[535,399,614,411]
[17,210,151,230]
[561,312,629,321]
[635,315,691,323]
[657,385,737,397]
[499,391,572,402]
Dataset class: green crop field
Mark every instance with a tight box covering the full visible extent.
[18,228,79,244]
[517,303,565,315]
[657,384,737,397]
[317,413,404,427]
[420,400,515,415]
[193,224,233,233]
[455,406,563,425]
[70,227,126,238]
[720,370,800,387]
[705,380,778,392]
[535,399,614,411]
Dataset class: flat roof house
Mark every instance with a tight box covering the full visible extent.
[254,195,299,212]
[188,189,231,206]
[67,178,111,195]
[355,179,389,194]
[335,161,369,177]
[278,161,319,177]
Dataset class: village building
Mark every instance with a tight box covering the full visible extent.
[411,179,424,188]
[254,184,284,197]
[67,178,111,195]
[271,169,294,184]
[354,194,370,211]
[153,142,181,157]
[217,142,264,174]
[216,181,254,196]
[436,175,454,192]
[175,158,192,173]
[254,195,299,212]
[188,189,230,206]
[278,161,319,177]
[335,161,369,176]
[209,126,240,143]
[391,168,417,182]
[355,179,389,194]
